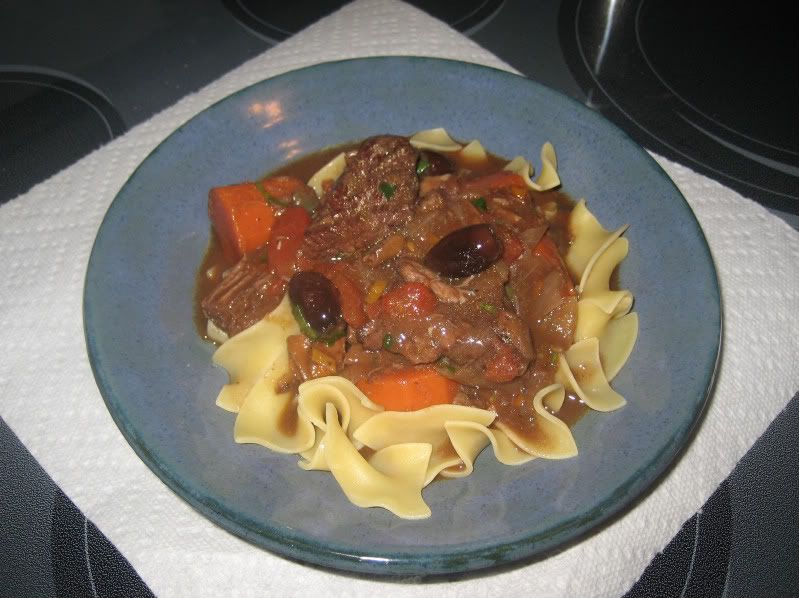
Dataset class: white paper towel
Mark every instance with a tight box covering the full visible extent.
[1,0,797,596]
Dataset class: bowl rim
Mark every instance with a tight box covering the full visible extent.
[83,56,722,576]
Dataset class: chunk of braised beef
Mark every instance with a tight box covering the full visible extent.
[201,257,284,336]
[397,259,473,304]
[434,317,529,388]
[358,313,451,364]
[508,240,577,351]
[303,135,419,260]
[339,342,410,384]
[495,310,534,360]
[357,261,532,388]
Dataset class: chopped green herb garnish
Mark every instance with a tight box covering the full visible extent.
[504,284,517,300]
[320,327,346,346]
[550,352,560,366]
[379,181,396,199]
[471,197,488,212]
[382,333,394,349]
[437,356,458,373]
[416,158,431,175]
[291,302,345,345]
[291,301,318,339]
[479,302,497,314]
[255,180,290,207]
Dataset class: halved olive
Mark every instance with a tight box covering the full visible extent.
[288,271,342,337]
[417,151,454,177]
[291,184,320,213]
[423,224,503,278]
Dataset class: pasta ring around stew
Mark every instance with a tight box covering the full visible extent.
[203,130,638,519]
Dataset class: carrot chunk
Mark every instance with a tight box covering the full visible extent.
[356,367,459,411]
[209,183,275,262]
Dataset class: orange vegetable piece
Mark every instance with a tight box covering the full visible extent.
[356,367,459,412]
[267,207,311,277]
[381,282,437,319]
[463,171,527,194]
[500,231,525,264]
[259,175,308,202]
[484,344,524,383]
[532,234,561,267]
[321,265,368,328]
[208,183,275,262]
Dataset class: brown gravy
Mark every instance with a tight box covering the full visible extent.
[195,137,597,437]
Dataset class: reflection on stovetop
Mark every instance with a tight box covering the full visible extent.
[0,0,270,203]
[0,69,126,202]
[559,0,799,217]
[222,0,504,41]
[1,0,797,232]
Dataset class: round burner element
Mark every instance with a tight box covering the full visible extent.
[559,0,799,213]
[0,69,126,204]
[223,0,504,42]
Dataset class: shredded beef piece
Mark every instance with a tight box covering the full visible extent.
[357,261,532,388]
[397,259,473,304]
[201,257,284,336]
[508,242,577,350]
[340,342,409,383]
[495,310,534,360]
[303,135,419,259]
[358,313,456,365]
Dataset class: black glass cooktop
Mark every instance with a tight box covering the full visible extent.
[223,0,504,41]
[2,0,797,228]
[559,0,799,215]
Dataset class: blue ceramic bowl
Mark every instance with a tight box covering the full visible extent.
[84,57,721,576]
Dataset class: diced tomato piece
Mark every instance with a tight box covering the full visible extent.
[381,282,438,319]
[267,207,311,277]
[532,235,562,267]
[501,232,525,263]
[259,176,309,203]
[317,264,368,328]
[484,344,524,383]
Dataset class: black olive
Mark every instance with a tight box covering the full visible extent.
[424,224,503,278]
[288,271,342,336]
[291,185,320,213]
[417,151,454,177]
